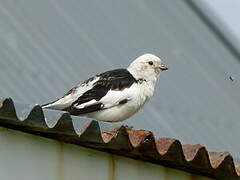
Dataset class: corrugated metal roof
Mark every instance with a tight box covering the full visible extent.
[0,98,239,180]
[0,0,240,159]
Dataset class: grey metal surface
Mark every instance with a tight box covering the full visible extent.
[196,0,240,55]
[0,0,240,158]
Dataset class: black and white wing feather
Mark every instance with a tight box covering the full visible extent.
[42,69,137,115]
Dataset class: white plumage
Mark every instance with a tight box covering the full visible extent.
[42,53,168,122]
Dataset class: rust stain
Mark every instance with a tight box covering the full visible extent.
[182,144,203,161]
[163,166,170,180]
[58,142,64,180]
[208,152,229,168]
[127,130,152,147]
[190,173,197,180]
[156,138,177,155]
[236,163,240,176]
[102,132,115,143]
[108,154,116,180]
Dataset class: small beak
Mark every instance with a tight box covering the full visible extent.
[160,63,168,71]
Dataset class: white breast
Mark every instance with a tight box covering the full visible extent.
[84,82,155,122]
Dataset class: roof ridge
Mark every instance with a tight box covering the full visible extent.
[0,98,239,179]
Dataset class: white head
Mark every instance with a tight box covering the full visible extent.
[127,53,168,82]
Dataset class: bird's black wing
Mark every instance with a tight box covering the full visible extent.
[66,69,137,115]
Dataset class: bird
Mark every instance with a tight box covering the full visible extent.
[42,53,168,122]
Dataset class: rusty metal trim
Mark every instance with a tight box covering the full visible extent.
[0,98,239,180]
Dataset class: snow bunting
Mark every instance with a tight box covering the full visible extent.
[42,53,168,122]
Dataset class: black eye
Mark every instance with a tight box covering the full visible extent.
[148,61,153,65]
